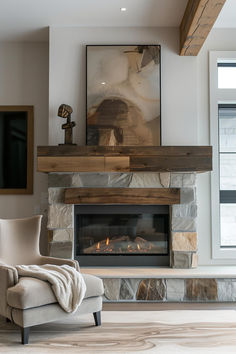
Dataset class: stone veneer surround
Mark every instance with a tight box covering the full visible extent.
[47,172,197,269]
[102,278,232,302]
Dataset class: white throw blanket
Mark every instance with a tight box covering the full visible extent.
[16,264,86,313]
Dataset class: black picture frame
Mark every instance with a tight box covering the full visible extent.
[86,44,161,146]
[0,106,34,194]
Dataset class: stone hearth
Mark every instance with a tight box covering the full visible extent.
[82,267,236,303]
[47,172,197,269]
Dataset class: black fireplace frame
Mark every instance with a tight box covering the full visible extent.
[74,205,170,267]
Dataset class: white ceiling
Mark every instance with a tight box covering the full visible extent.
[0,0,188,41]
[0,0,235,42]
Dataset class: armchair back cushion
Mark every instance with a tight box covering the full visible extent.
[0,215,42,266]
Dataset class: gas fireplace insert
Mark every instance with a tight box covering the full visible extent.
[74,205,169,266]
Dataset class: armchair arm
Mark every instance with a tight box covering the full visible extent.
[38,256,80,271]
[0,264,18,319]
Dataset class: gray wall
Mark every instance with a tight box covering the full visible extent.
[0,42,49,255]
[48,27,198,146]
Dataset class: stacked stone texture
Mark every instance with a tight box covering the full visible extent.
[47,172,197,268]
[102,277,236,302]
[170,173,197,268]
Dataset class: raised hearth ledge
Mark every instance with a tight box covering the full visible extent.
[82,266,236,302]
[81,266,236,279]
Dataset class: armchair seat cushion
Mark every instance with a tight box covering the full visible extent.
[7,273,104,310]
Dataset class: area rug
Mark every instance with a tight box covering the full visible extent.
[1,310,236,353]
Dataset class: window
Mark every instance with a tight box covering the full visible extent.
[218,62,236,89]
[210,51,236,259]
[219,105,236,246]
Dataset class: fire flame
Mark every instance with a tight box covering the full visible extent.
[93,237,154,253]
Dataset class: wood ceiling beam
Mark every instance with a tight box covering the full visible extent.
[180,0,226,56]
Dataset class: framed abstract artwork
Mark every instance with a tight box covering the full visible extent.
[86,45,161,146]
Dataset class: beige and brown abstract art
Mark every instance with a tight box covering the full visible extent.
[86,45,161,146]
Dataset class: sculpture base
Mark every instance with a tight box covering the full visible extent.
[58,143,77,146]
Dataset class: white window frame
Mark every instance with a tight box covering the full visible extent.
[210,51,236,259]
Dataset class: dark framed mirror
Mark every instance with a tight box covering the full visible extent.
[0,106,34,194]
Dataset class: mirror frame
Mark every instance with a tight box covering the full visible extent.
[0,105,34,194]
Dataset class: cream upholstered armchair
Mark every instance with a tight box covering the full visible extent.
[0,215,104,344]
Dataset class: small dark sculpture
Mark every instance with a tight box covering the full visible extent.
[58,104,76,145]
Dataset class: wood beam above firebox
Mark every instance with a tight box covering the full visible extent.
[37,146,212,173]
[64,188,180,205]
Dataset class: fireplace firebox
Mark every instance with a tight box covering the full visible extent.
[74,205,169,266]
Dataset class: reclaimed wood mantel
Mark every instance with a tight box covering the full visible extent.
[37,146,212,173]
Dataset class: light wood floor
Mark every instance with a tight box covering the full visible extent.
[1,309,236,353]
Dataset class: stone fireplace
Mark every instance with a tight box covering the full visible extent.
[47,171,197,269]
